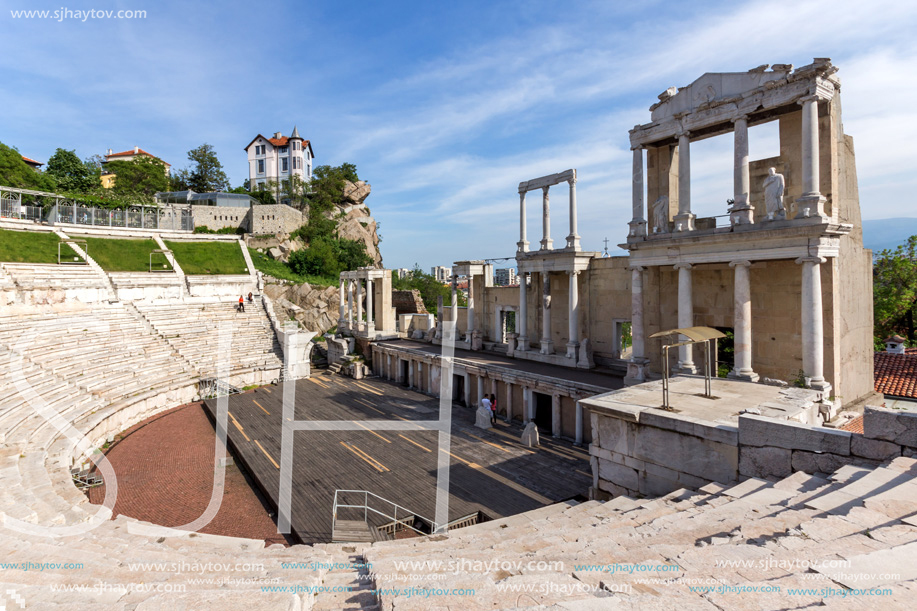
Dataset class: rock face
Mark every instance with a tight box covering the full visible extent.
[336,204,383,267]
[342,180,371,206]
[264,280,340,335]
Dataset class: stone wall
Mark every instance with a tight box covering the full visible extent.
[392,289,427,317]
[250,204,304,235]
[191,205,249,232]
[586,401,916,500]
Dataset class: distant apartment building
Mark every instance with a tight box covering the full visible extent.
[494,267,517,286]
[395,268,412,280]
[101,147,171,188]
[431,265,451,283]
[244,126,313,205]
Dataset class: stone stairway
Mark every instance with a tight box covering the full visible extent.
[363,458,917,609]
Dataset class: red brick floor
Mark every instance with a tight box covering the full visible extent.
[88,402,289,546]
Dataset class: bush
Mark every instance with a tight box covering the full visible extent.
[193,226,245,235]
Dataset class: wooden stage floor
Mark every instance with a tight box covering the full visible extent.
[204,373,592,544]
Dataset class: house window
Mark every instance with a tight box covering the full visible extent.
[258,160,264,174]
[281,158,288,172]
[280,146,288,154]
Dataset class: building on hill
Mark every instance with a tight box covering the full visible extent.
[20,155,43,170]
[874,335,917,408]
[494,267,517,286]
[244,126,314,204]
[101,146,171,188]
[155,190,304,235]
[431,265,451,283]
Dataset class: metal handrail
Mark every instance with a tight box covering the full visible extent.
[332,489,439,539]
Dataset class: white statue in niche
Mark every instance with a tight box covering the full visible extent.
[763,167,787,220]
[652,195,669,233]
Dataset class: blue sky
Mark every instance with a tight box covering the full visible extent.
[3,0,916,268]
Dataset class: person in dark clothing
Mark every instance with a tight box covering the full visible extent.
[247,292,254,304]
[489,393,497,425]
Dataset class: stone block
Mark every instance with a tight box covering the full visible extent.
[632,424,738,483]
[739,446,792,479]
[638,471,682,497]
[597,458,639,492]
[850,434,902,462]
[863,405,917,448]
[593,413,635,456]
[791,451,880,475]
[739,414,851,455]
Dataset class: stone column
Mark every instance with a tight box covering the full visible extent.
[566,174,580,250]
[355,279,363,333]
[428,364,434,395]
[540,186,553,250]
[418,361,424,392]
[346,279,354,330]
[522,387,531,422]
[463,372,471,407]
[625,266,649,384]
[467,273,476,339]
[518,273,529,351]
[505,382,513,423]
[517,191,529,253]
[675,263,696,373]
[408,358,414,389]
[551,394,561,438]
[338,278,346,328]
[796,96,826,219]
[476,375,484,408]
[574,401,583,446]
[451,277,458,334]
[366,279,375,334]
[386,354,392,380]
[540,273,553,354]
[797,256,830,392]
[731,116,754,225]
[629,147,647,237]
[674,131,695,231]
[566,270,580,359]
[729,260,758,381]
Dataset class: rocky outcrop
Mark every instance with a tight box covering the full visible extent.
[342,180,371,206]
[393,289,427,317]
[263,279,340,335]
[336,204,382,267]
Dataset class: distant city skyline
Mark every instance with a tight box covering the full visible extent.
[4,0,916,268]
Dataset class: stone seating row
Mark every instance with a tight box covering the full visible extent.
[363,457,917,609]
[1,263,108,289]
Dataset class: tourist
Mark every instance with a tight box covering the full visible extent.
[238,295,245,313]
[489,393,497,425]
[247,292,254,304]
[481,394,491,415]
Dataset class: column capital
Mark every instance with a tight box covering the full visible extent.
[630,144,644,151]
[628,265,646,273]
[673,262,692,270]
[797,94,820,105]
[567,177,577,186]
[795,255,826,265]
[729,260,752,268]
[731,114,748,124]
[542,185,550,195]
[568,269,581,276]
[676,129,691,139]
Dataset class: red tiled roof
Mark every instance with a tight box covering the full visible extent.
[840,415,864,434]
[105,148,170,167]
[268,136,289,147]
[21,155,42,166]
[244,134,313,156]
[874,351,917,399]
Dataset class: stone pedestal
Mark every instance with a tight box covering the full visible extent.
[625,358,649,385]
[471,329,483,351]
[577,337,595,369]
[521,421,540,447]
[475,405,493,430]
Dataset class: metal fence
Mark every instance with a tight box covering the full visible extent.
[0,199,43,221]
[50,203,193,231]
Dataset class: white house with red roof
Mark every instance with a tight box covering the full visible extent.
[20,155,43,170]
[244,126,313,203]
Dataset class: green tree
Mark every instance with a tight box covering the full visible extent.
[185,144,229,193]
[46,148,95,192]
[393,264,464,314]
[307,163,360,215]
[288,238,340,277]
[335,237,373,271]
[105,156,170,200]
[169,167,191,192]
[874,236,917,346]
[0,142,57,191]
